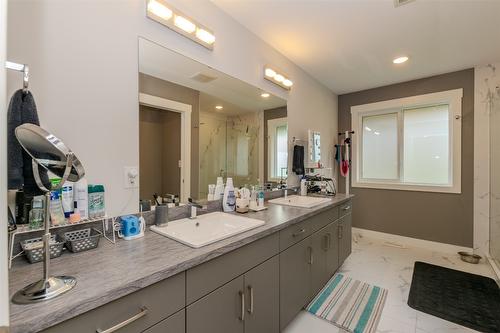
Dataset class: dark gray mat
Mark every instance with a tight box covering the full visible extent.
[408,261,500,333]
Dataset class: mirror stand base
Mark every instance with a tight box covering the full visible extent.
[11,276,76,304]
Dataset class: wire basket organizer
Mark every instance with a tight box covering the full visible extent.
[21,234,65,264]
[64,228,101,253]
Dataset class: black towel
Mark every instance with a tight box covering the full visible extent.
[292,145,305,175]
[8,89,50,195]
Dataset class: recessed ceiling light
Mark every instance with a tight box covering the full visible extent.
[261,92,270,98]
[215,105,223,110]
[393,56,409,64]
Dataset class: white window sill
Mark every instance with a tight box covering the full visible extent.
[352,181,461,194]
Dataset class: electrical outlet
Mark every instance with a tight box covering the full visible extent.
[124,166,139,189]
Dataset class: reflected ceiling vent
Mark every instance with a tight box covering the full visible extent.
[190,72,218,83]
[394,0,415,7]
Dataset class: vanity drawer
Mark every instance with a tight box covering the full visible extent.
[186,232,279,304]
[309,207,339,232]
[41,272,185,333]
[339,201,352,217]
[279,219,312,251]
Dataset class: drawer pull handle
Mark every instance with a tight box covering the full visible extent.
[343,206,351,211]
[247,285,254,314]
[292,228,306,237]
[339,225,343,239]
[324,233,332,251]
[307,246,314,265]
[239,290,245,321]
[96,306,148,333]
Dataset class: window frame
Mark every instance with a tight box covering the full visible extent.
[350,89,463,194]
[267,117,288,181]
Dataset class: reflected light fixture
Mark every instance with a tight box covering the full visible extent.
[393,56,409,64]
[261,92,270,98]
[263,66,293,90]
[146,0,215,50]
[215,105,223,110]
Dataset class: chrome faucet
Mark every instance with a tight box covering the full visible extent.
[188,198,207,219]
[284,187,298,199]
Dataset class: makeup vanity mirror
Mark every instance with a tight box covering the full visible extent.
[138,38,287,204]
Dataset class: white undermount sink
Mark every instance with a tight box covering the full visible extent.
[268,195,331,208]
[150,212,265,248]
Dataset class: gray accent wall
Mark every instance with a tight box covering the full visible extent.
[139,73,200,198]
[338,69,474,247]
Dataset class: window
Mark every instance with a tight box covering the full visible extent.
[268,117,288,180]
[351,89,462,193]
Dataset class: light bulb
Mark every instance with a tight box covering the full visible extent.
[174,15,196,33]
[147,0,173,20]
[196,28,215,44]
[265,68,276,78]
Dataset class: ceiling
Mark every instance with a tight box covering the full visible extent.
[139,38,286,114]
[212,0,500,94]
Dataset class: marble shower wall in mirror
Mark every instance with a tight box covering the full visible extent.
[138,37,287,203]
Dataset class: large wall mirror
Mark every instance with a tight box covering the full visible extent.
[138,38,287,204]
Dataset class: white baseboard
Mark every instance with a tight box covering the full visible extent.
[352,227,473,255]
[486,255,500,282]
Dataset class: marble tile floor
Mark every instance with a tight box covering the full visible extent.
[284,232,496,333]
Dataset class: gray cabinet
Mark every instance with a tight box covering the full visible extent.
[186,256,279,333]
[339,212,352,265]
[310,226,329,297]
[244,256,279,333]
[143,310,185,333]
[41,273,185,333]
[186,276,245,333]
[279,237,312,331]
[325,220,340,277]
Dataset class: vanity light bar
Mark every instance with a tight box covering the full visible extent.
[264,66,293,90]
[146,0,215,50]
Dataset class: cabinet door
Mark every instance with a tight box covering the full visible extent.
[279,237,312,331]
[142,310,185,333]
[310,227,329,297]
[325,220,340,277]
[339,213,352,265]
[244,256,279,333]
[186,276,244,333]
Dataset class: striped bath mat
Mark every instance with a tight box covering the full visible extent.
[306,274,388,333]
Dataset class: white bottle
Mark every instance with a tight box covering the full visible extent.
[223,178,236,212]
[214,177,225,201]
[74,178,89,219]
[300,179,307,196]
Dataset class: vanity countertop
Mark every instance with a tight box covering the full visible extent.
[9,194,353,333]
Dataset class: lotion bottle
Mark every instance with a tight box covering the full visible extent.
[223,178,236,212]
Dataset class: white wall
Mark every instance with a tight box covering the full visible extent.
[6,0,338,215]
[1,0,9,328]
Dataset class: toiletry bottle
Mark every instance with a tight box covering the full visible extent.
[215,177,225,201]
[300,178,307,196]
[258,186,265,207]
[74,178,89,219]
[49,190,66,226]
[61,181,74,218]
[29,196,45,229]
[223,178,236,212]
[88,184,106,218]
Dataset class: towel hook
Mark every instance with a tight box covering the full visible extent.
[5,61,29,93]
[22,65,29,93]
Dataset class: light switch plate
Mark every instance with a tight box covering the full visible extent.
[123,166,139,188]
